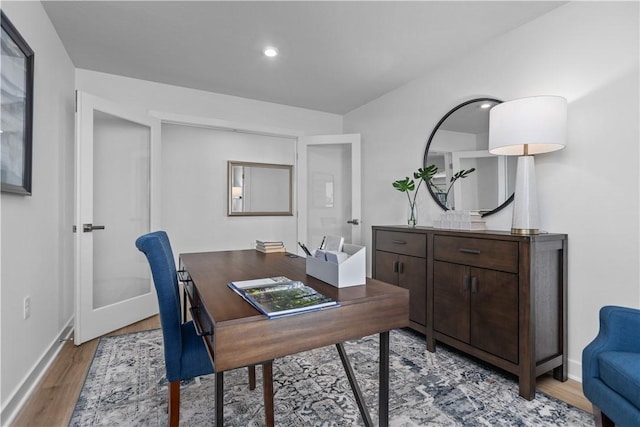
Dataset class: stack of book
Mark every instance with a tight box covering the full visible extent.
[255,240,285,253]
[462,212,487,231]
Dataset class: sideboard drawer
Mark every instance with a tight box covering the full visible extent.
[375,230,427,258]
[433,235,518,273]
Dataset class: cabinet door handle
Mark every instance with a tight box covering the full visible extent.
[463,275,470,291]
[471,277,478,293]
[392,260,399,273]
[459,248,480,255]
[398,262,404,274]
[391,240,407,245]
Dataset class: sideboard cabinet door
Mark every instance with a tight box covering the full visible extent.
[433,261,469,342]
[372,229,427,332]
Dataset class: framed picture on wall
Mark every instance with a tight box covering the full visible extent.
[1,11,34,195]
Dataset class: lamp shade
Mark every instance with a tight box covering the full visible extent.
[489,96,567,156]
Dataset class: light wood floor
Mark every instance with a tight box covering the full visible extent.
[10,317,593,426]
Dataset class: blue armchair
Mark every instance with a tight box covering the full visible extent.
[135,231,265,426]
[582,305,640,427]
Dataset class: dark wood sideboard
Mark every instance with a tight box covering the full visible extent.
[372,225,568,400]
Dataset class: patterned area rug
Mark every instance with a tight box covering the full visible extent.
[70,328,591,426]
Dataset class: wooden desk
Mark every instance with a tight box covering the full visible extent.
[179,250,409,426]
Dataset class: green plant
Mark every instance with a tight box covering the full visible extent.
[392,165,438,225]
[427,167,476,208]
[393,165,476,219]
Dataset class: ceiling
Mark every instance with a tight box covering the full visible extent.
[42,1,563,114]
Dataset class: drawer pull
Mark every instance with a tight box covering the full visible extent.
[471,277,479,293]
[189,307,212,336]
[391,240,407,245]
[459,248,481,255]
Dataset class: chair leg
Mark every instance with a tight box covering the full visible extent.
[593,405,615,427]
[169,380,180,427]
[262,362,274,427]
[248,365,256,390]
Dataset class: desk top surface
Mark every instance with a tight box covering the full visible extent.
[180,249,407,324]
[180,250,409,370]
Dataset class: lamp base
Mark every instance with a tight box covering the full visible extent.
[511,156,539,235]
[511,227,539,235]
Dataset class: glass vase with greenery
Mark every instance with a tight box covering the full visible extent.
[393,165,476,225]
[392,166,438,227]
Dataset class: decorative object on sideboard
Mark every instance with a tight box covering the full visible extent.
[393,165,476,226]
[489,96,567,235]
[392,166,438,227]
[433,210,486,230]
[1,11,34,195]
[424,98,515,216]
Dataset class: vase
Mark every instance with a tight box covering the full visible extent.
[407,202,417,227]
[435,192,447,207]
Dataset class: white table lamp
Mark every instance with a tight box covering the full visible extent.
[489,96,567,234]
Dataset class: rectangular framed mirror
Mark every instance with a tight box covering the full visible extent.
[228,161,293,216]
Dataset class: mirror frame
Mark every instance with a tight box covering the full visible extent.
[423,97,513,217]
[227,161,294,216]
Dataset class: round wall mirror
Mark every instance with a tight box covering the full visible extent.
[423,98,515,216]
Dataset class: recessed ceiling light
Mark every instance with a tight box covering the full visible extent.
[480,103,493,109]
[264,47,278,57]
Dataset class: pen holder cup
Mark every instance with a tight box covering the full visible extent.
[306,244,366,288]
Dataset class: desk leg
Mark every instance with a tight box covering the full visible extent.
[262,362,274,427]
[336,343,374,427]
[182,287,187,324]
[216,372,224,426]
[379,331,389,427]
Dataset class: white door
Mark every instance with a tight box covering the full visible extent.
[74,91,160,345]
[297,134,361,253]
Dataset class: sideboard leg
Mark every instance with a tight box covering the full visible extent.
[426,337,436,353]
[553,364,567,382]
[518,376,536,400]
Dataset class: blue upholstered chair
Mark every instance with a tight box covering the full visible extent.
[582,305,640,427]
[135,231,261,426]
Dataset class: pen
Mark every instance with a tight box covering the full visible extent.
[298,242,312,256]
[320,236,326,250]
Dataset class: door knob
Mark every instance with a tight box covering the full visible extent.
[82,223,106,232]
[347,219,360,225]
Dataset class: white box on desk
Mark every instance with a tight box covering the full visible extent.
[305,244,366,288]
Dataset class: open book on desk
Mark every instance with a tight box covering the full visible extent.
[228,276,339,318]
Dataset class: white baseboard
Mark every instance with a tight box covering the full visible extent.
[567,357,583,383]
[1,318,74,427]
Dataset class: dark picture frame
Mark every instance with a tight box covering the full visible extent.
[1,11,34,195]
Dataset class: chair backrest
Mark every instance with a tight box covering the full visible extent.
[135,231,182,377]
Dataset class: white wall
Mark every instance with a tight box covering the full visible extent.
[344,1,640,381]
[0,1,75,421]
[161,124,297,256]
